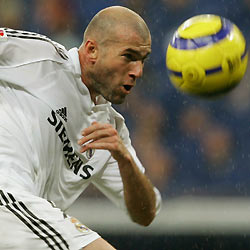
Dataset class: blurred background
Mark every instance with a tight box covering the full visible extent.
[1,0,250,249]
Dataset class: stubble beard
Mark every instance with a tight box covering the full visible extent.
[97,82,126,104]
[91,77,126,104]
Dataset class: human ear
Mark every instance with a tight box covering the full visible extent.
[85,40,98,62]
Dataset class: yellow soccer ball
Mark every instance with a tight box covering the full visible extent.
[166,14,248,97]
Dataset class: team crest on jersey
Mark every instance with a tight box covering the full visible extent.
[70,217,90,233]
[86,148,95,159]
[0,29,7,41]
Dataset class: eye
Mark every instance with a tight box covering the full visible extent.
[123,53,136,61]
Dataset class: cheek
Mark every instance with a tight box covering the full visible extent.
[96,57,129,83]
[102,64,127,81]
[96,59,114,76]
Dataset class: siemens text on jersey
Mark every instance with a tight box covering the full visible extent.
[47,110,94,179]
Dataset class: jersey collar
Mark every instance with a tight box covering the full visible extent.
[68,47,82,77]
[68,47,111,107]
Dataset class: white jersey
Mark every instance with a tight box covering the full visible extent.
[0,28,161,212]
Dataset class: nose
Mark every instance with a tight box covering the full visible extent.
[129,61,143,81]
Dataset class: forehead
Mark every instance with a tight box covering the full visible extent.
[112,27,152,54]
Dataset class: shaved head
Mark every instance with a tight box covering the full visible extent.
[79,6,151,104]
[83,6,151,45]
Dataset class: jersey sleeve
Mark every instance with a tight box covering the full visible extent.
[91,112,162,215]
[0,28,68,68]
[0,28,70,96]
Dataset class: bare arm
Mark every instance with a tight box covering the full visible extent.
[78,121,157,226]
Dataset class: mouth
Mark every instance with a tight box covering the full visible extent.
[122,84,133,93]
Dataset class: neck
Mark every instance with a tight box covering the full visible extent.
[82,77,98,104]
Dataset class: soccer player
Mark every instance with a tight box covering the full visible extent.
[0,6,161,250]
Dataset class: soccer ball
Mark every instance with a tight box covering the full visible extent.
[166,14,248,97]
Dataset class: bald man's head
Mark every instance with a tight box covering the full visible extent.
[78,6,152,104]
[83,6,151,45]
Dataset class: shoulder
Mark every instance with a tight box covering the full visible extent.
[0,28,69,67]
